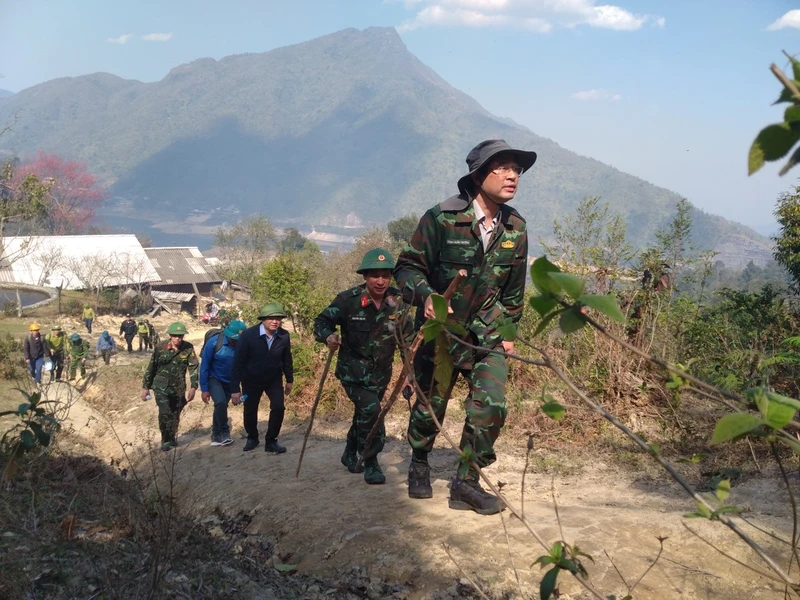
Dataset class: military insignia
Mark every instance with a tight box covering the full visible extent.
[361,296,369,308]
[378,254,385,261]
[388,314,398,320]
[501,240,515,249]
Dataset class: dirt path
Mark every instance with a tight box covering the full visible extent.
[52,380,793,600]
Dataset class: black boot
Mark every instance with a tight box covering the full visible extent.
[265,439,286,454]
[449,477,503,515]
[341,446,365,473]
[243,438,259,452]
[408,461,433,499]
[364,457,386,485]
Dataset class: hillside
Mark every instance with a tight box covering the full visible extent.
[0,27,770,265]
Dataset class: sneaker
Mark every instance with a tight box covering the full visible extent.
[264,440,286,454]
[243,438,259,452]
[408,461,433,499]
[449,478,503,515]
[161,442,173,452]
[210,439,223,447]
[220,437,234,446]
[364,459,386,485]
[341,448,365,473]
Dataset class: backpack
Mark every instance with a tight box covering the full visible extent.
[201,328,225,356]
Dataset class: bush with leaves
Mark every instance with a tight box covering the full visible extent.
[0,332,23,380]
[1,389,60,480]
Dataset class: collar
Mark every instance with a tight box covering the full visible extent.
[166,341,182,351]
[473,200,499,227]
[259,323,278,338]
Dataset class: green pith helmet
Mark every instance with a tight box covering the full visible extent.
[52,325,62,331]
[257,302,287,319]
[166,322,188,336]
[84,304,91,308]
[69,333,81,342]
[356,248,396,274]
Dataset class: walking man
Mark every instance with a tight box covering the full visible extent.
[146,320,157,349]
[67,333,90,381]
[137,319,150,352]
[141,322,199,451]
[82,304,95,334]
[314,248,412,484]
[95,330,117,365]
[395,139,534,515]
[45,324,66,382]
[119,314,137,353]
[230,303,293,453]
[200,319,247,447]
[23,323,45,385]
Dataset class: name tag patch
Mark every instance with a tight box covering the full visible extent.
[446,240,471,245]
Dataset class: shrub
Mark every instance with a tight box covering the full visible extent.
[0,333,23,379]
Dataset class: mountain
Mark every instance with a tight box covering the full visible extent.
[0,89,13,99]
[0,27,770,266]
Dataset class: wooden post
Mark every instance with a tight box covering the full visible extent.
[191,282,201,318]
[15,288,21,318]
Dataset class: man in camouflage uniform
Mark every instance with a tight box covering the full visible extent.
[141,322,199,451]
[67,333,90,381]
[394,139,534,515]
[45,324,66,382]
[314,248,413,484]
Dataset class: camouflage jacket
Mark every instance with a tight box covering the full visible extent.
[67,339,90,360]
[142,339,199,396]
[394,193,528,358]
[313,284,413,391]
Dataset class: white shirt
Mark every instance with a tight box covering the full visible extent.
[473,201,499,251]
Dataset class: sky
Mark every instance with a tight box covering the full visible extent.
[1,0,799,236]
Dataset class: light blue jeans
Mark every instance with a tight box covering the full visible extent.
[28,356,43,384]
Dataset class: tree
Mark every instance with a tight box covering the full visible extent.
[773,184,800,292]
[387,213,418,246]
[214,215,278,284]
[279,228,308,254]
[13,151,106,234]
[0,160,53,266]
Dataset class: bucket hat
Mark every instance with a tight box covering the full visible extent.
[457,139,537,194]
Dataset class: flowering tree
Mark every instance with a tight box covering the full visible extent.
[13,151,106,234]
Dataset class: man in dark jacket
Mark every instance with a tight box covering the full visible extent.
[23,323,45,384]
[231,303,293,453]
[119,315,138,353]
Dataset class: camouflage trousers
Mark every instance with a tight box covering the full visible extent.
[156,393,187,444]
[68,358,86,380]
[343,384,386,459]
[408,343,507,477]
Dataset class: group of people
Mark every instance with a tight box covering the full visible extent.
[119,314,157,353]
[23,323,91,383]
[140,138,534,516]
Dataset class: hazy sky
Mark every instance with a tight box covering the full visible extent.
[1,0,799,235]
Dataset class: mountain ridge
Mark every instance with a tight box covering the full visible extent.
[0,27,770,267]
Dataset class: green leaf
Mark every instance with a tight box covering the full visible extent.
[533,556,556,567]
[764,400,796,430]
[780,146,800,176]
[749,123,800,175]
[541,400,566,421]
[785,105,800,123]
[765,391,800,411]
[540,567,559,600]
[530,295,558,316]
[533,310,562,337]
[549,541,564,561]
[27,422,51,447]
[711,505,743,519]
[790,56,800,81]
[456,444,474,479]
[578,294,625,323]
[531,257,562,295]
[445,319,467,336]
[559,308,586,334]
[715,479,731,502]
[19,430,35,450]
[422,320,443,343]
[434,333,453,397]
[710,413,763,444]
[649,442,662,456]
[273,562,297,572]
[16,403,31,415]
[496,317,517,342]
[557,558,578,574]
[549,272,585,299]
[774,86,798,105]
[430,294,448,322]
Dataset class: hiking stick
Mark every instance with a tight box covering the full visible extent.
[295,348,334,478]
[356,269,467,469]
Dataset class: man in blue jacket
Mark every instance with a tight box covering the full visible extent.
[230,303,294,453]
[200,320,247,447]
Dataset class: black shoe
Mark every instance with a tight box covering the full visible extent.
[265,440,286,454]
[449,478,503,515]
[408,461,433,499]
[364,458,386,485]
[341,448,365,473]
[243,438,259,452]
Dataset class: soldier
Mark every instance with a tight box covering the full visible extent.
[67,333,90,381]
[314,248,413,484]
[137,319,150,352]
[230,303,293,453]
[45,324,67,382]
[23,323,45,384]
[82,304,95,334]
[119,314,137,353]
[200,319,247,447]
[95,330,117,365]
[395,139,534,515]
[146,319,158,349]
[141,322,199,451]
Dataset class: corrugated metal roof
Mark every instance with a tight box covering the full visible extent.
[152,290,195,302]
[0,235,160,290]
[144,247,220,285]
